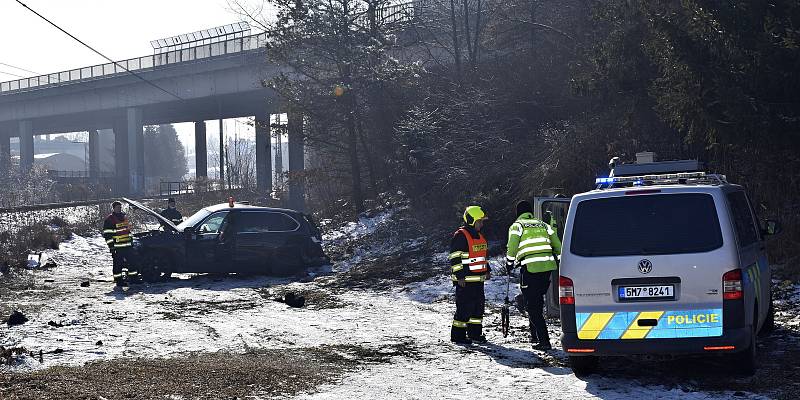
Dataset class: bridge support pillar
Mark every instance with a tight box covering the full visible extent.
[255,113,272,196]
[127,108,144,195]
[88,130,100,183]
[19,120,34,172]
[113,120,130,195]
[0,132,10,176]
[287,111,305,212]
[194,121,207,180]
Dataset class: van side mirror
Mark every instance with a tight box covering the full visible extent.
[762,220,782,236]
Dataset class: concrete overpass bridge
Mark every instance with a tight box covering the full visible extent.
[0,23,307,208]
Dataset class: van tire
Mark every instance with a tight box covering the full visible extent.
[760,292,775,336]
[733,314,758,376]
[568,355,598,376]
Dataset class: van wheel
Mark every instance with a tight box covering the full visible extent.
[760,292,775,336]
[569,355,599,376]
[733,315,758,376]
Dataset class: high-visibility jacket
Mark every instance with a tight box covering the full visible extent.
[103,213,132,249]
[449,226,490,283]
[506,212,561,273]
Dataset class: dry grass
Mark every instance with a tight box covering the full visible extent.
[0,346,369,400]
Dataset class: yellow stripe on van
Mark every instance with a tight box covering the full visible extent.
[577,313,614,340]
[621,311,665,339]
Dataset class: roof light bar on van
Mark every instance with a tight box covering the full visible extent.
[595,172,727,188]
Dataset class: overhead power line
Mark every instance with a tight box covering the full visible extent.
[0,62,39,75]
[14,0,184,101]
[0,69,26,79]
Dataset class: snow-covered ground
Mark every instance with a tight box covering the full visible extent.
[0,211,788,399]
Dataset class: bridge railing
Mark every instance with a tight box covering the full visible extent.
[0,32,268,95]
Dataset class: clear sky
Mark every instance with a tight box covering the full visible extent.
[0,0,273,159]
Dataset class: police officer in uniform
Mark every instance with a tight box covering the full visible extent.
[102,201,136,286]
[160,197,183,225]
[505,200,561,350]
[449,206,491,344]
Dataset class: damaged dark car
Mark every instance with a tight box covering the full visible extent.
[123,198,328,281]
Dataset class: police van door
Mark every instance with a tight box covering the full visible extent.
[534,196,571,317]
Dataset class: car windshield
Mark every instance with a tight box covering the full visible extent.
[176,208,213,231]
[570,193,723,257]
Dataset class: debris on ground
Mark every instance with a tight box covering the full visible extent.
[79,280,90,287]
[47,321,63,328]
[280,292,306,308]
[5,311,28,326]
[0,346,28,365]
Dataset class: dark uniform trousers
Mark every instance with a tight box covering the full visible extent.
[521,269,551,343]
[111,248,132,279]
[452,282,485,340]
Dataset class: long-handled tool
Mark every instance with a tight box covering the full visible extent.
[501,271,511,338]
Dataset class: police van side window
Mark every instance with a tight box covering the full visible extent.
[727,191,759,247]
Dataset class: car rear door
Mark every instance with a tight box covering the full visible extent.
[231,211,273,273]
[563,190,735,340]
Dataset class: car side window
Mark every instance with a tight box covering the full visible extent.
[727,192,759,247]
[199,211,229,234]
[235,212,300,233]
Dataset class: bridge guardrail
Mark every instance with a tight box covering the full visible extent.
[0,32,268,95]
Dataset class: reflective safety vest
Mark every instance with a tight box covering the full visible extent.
[103,213,132,249]
[450,228,489,282]
[506,212,562,273]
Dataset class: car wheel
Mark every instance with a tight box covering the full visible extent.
[760,292,775,336]
[568,355,598,376]
[140,253,173,283]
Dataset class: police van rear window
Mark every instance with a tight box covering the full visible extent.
[570,193,723,257]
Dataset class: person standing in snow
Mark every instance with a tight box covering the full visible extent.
[449,205,491,344]
[160,197,183,225]
[102,201,136,287]
[505,200,561,350]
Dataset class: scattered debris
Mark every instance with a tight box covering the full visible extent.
[0,346,28,365]
[278,292,306,308]
[80,280,90,287]
[6,310,28,326]
[26,253,42,269]
[96,340,103,346]
[47,321,64,328]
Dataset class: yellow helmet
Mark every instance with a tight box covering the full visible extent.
[463,205,487,226]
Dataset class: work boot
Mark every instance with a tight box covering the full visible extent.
[532,342,552,351]
[451,337,472,345]
[470,335,488,344]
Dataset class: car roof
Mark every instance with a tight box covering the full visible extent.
[202,203,304,215]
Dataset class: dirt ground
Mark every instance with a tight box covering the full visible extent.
[0,346,371,400]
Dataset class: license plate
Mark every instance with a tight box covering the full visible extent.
[619,285,674,299]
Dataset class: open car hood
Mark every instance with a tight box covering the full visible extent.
[123,197,179,232]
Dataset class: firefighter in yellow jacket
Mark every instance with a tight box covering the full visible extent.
[449,206,491,344]
[102,201,137,286]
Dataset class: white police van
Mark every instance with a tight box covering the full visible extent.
[558,154,781,375]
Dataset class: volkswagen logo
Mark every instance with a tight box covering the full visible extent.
[638,259,653,274]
